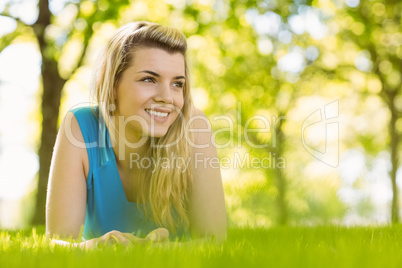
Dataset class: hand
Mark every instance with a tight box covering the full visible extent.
[84,230,142,248]
[83,228,169,248]
[144,228,169,243]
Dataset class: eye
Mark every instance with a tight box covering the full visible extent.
[141,76,155,83]
[173,81,184,88]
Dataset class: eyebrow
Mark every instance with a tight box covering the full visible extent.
[137,70,185,80]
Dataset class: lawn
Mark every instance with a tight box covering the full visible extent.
[1,225,402,267]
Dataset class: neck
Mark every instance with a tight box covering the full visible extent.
[108,118,150,171]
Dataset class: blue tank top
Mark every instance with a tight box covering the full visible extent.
[71,106,191,242]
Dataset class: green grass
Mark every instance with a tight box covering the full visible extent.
[1,225,402,267]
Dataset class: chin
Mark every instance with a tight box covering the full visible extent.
[148,129,169,138]
[151,133,166,138]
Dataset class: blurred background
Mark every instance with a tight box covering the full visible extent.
[0,0,401,229]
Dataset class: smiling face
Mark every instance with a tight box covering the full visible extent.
[114,47,185,139]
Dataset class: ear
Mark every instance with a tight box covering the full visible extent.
[110,88,117,114]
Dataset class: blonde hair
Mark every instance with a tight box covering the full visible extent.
[93,22,193,233]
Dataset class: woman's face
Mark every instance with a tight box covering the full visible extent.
[114,47,185,139]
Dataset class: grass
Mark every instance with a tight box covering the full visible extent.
[1,225,402,267]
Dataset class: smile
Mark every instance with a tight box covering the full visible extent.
[145,109,169,118]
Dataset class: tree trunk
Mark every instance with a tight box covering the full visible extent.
[31,0,66,225]
[275,163,287,225]
[31,60,65,225]
[389,96,400,224]
[273,114,287,225]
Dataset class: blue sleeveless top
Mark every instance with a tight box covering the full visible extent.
[71,106,191,242]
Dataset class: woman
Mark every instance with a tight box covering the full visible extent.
[46,21,227,248]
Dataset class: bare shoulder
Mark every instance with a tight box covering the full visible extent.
[188,106,213,147]
[57,111,89,179]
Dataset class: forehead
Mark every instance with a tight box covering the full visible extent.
[129,47,185,76]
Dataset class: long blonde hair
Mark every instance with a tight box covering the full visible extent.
[92,22,193,233]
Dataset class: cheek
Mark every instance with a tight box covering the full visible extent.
[171,98,185,120]
[174,92,185,109]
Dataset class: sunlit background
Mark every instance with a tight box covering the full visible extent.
[0,0,401,228]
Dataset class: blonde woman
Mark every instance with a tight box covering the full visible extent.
[46,22,227,248]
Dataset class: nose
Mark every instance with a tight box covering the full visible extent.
[154,82,174,104]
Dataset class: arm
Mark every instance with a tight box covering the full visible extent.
[46,111,88,242]
[187,108,227,243]
[46,114,170,248]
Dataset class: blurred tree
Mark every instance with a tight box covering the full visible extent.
[179,1,293,225]
[180,0,348,225]
[1,0,129,225]
[333,0,402,223]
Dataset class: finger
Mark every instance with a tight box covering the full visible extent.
[111,232,132,246]
[145,228,169,242]
[122,232,152,245]
[156,228,169,241]
[121,233,144,244]
[102,231,129,246]
[102,234,118,245]
[110,234,121,244]
[103,234,111,245]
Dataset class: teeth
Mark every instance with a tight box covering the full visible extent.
[146,109,168,118]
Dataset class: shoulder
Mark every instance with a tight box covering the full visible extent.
[70,106,99,122]
[188,107,213,146]
[54,109,90,180]
[67,106,100,142]
[190,106,207,121]
[61,110,85,147]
